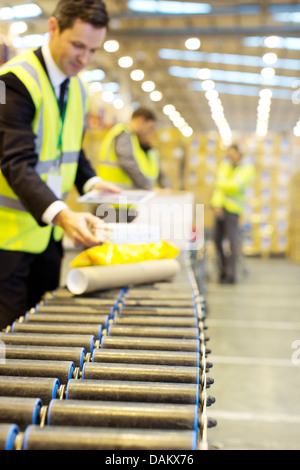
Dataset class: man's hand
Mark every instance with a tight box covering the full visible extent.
[92,180,121,194]
[213,207,224,218]
[53,209,103,248]
[154,187,173,196]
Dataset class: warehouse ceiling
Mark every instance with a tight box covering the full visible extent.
[1,0,300,140]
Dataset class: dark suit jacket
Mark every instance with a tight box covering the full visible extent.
[0,47,96,226]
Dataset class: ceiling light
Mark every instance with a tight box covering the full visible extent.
[202,80,215,91]
[205,90,219,101]
[169,111,181,121]
[263,52,278,65]
[197,68,211,80]
[130,69,145,81]
[10,21,28,35]
[293,126,300,137]
[185,38,201,50]
[142,81,155,92]
[89,82,102,94]
[150,91,163,102]
[173,117,186,128]
[0,7,14,20]
[264,36,281,48]
[181,126,193,137]
[113,98,124,110]
[118,56,133,68]
[104,40,119,52]
[259,89,273,100]
[102,91,115,103]
[261,67,276,79]
[163,104,176,115]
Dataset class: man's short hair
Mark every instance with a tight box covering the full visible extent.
[52,0,109,32]
[132,107,156,122]
[229,144,241,154]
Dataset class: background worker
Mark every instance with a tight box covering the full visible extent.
[97,107,171,191]
[0,0,120,330]
[211,144,255,284]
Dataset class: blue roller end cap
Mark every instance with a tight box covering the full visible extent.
[52,378,60,399]
[32,398,43,425]
[5,424,19,450]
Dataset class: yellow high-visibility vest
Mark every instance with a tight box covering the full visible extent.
[97,123,160,188]
[0,49,88,253]
[211,159,255,215]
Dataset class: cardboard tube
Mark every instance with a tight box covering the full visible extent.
[67,260,180,295]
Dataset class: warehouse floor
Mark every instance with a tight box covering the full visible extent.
[205,256,300,450]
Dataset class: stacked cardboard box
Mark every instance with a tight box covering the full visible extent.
[239,135,292,257]
[288,170,300,262]
[154,128,187,192]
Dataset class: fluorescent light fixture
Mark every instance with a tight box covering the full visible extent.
[159,48,300,71]
[81,69,105,82]
[128,1,211,15]
[104,40,119,52]
[169,66,296,87]
[190,82,292,100]
[12,33,48,49]
[0,3,42,20]
[244,36,300,51]
[272,12,300,23]
[102,82,120,93]
[185,38,201,50]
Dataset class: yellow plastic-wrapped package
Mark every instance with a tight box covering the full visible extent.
[70,241,180,268]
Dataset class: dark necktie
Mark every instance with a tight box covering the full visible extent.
[59,78,70,116]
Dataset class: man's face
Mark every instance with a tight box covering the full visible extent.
[49,17,107,77]
[228,147,241,165]
[135,118,156,147]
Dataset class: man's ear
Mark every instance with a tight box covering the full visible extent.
[48,16,60,39]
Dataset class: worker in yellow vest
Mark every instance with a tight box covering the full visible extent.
[98,107,170,191]
[0,0,120,329]
[211,145,255,284]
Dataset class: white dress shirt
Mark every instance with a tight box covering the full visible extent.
[41,43,102,225]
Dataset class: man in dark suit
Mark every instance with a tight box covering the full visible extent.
[0,0,119,329]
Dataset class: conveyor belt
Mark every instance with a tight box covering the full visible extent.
[0,254,215,451]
